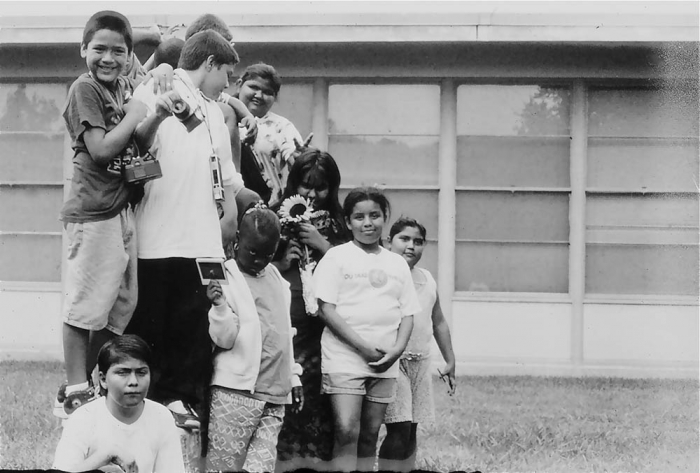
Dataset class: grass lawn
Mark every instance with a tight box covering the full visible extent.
[1,360,698,472]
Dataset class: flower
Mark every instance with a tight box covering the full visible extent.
[278,195,313,224]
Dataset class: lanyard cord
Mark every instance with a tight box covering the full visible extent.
[174,74,217,156]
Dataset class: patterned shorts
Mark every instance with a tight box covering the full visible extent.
[383,357,435,424]
[206,387,285,473]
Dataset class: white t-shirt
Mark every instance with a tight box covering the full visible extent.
[133,69,244,259]
[404,267,438,356]
[52,398,185,473]
[313,242,421,378]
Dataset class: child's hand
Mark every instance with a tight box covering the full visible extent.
[438,364,456,396]
[143,63,174,94]
[123,99,147,121]
[240,115,258,144]
[368,345,402,373]
[154,90,181,119]
[297,222,331,254]
[291,386,304,413]
[206,280,225,306]
[276,239,303,272]
[360,345,385,364]
[293,133,314,153]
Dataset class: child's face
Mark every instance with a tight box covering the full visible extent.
[99,356,150,411]
[201,61,236,100]
[346,199,386,248]
[297,171,329,208]
[389,226,425,269]
[236,231,279,276]
[80,29,129,84]
[238,77,276,118]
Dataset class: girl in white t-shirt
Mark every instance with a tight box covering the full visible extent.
[378,217,456,472]
[313,186,421,472]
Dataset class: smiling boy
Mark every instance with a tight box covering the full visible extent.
[53,335,185,473]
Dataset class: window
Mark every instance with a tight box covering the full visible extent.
[0,83,67,282]
[585,86,699,296]
[328,84,440,275]
[456,85,571,293]
[270,81,314,139]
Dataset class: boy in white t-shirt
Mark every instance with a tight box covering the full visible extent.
[53,334,185,473]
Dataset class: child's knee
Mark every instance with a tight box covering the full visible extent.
[334,421,360,446]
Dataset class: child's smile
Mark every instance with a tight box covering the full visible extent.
[81,29,129,84]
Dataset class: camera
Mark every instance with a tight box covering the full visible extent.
[210,154,225,202]
[122,151,162,184]
[172,99,202,132]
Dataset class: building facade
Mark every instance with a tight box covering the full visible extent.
[1,1,698,377]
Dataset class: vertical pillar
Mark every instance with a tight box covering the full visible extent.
[569,80,588,368]
[311,78,329,151]
[438,79,457,327]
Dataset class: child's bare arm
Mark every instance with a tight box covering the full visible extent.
[368,315,414,372]
[317,300,383,362]
[432,294,456,394]
[82,100,147,166]
[134,89,180,152]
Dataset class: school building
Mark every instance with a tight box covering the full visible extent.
[1,1,698,378]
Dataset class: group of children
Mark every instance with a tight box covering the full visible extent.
[52,9,456,473]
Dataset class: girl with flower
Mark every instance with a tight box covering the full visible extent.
[272,149,350,471]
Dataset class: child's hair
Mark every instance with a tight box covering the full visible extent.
[239,63,282,96]
[154,37,185,69]
[342,186,391,221]
[82,10,133,53]
[283,148,343,214]
[389,217,427,240]
[178,30,239,70]
[240,202,282,243]
[185,13,233,42]
[97,334,152,375]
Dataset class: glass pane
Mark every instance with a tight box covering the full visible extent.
[457,85,571,136]
[272,82,314,138]
[0,185,63,232]
[587,138,699,191]
[0,83,66,132]
[588,87,699,138]
[329,135,439,186]
[456,242,568,293]
[457,136,570,187]
[587,194,698,228]
[0,233,62,282]
[586,244,699,295]
[456,191,570,242]
[0,133,64,182]
[328,84,440,135]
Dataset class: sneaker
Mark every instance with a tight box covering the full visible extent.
[63,385,98,416]
[167,401,200,430]
[52,383,69,419]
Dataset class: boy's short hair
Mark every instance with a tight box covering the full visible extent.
[178,30,239,71]
[240,63,282,96]
[82,10,133,53]
[97,334,152,374]
[185,13,233,41]
[154,37,185,69]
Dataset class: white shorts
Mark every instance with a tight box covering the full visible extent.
[383,357,435,424]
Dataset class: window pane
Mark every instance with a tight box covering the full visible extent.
[0,233,62,282]
[457,85,571,136]
[456,191,569,242]
[272,82,314,138]
[587,138,699,191]
[588,87,699,138]
[456,242,568,293]
[587,194,698,228]
[329,84,440,135]
[329,135,439,186]
[0,83,66,132]
[0,133,64,182]
[586,244,699,295]
[457,136,570,187]
[0,185,63,232]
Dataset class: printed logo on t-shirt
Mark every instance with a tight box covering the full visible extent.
[368,268,388,288]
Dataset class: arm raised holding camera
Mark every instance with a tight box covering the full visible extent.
[134,89,181,152]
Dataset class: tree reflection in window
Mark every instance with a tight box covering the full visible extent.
[0,83,64,133]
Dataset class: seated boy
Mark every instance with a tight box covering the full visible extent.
[55,10,148,418]
[52,335,185,473]
[125,29,243,429]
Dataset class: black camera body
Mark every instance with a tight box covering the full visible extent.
[172,99,203,132]
[123,152,162,184]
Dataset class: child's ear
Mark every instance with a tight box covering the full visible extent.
[98,371,107,391]
[205,55,216,71]
[345,217,352,231]
[80,43,87,58]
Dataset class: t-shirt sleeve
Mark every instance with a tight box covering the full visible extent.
[132,81,160,153]
[398,259,422,317]
[63,80,108,143]
[313,247,342,304]
[52,408,92,471]
[153,409,186,473]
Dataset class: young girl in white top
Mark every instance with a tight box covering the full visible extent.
[313,187,421,472]
[378,217,457,472]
